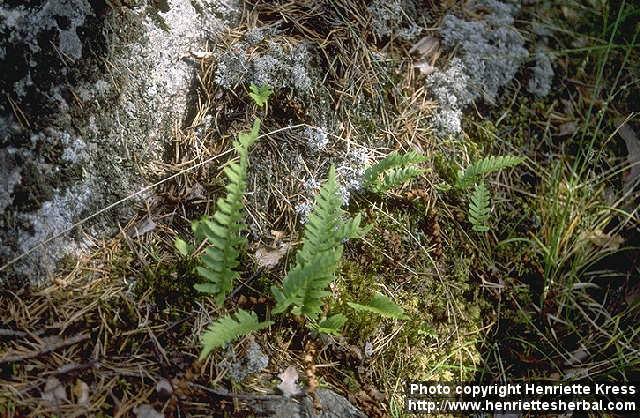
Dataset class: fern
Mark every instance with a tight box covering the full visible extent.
[347,292,408,320]
[200,309,273,359]
[363,151,426,194]
[312,314,347,336]
[271,166,366,319]
[194,119,261,305]
[249,83,273,107]
[455,155,525,190]
[468,183,491,232]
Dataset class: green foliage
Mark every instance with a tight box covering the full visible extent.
[312,314,348,336]
[468,183,491,232]
[271,166,367,319]
[194,119,261,305]
[174,237,190,256]
[363,151,426,194]
[200,309,273,359]
[455,155,525,190]
[347,292,408,320]
[249,84,273,107]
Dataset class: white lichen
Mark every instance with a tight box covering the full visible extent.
[305,126,329,152]
[214,41,312,93]
[368,0,421,40]
[428,0,529,136]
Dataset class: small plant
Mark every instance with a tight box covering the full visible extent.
[174,237,190,257]
[347,292,408,319]
[455,155,525,190]
[249,83,274,107]
[468,183,491,232]
[271,166,367,319]
[194,119,261,305]
[454,155,524,233]
[312,314,348,336]
[199,309,273,359]
[363,150,426,194]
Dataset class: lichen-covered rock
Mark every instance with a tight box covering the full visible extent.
[368,0,422,40]
[214,33,312,92]
[0,0,232,285]
[222,340,270,382]
[428,0,529,135]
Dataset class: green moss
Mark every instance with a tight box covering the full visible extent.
[332,261,381,339]
[332,205,484,383]
[472,120,498,147]
[133,259,199,309]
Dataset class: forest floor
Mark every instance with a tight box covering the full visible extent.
[1,0,639,417]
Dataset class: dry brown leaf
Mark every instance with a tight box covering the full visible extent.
[410,36,439,60]
[133,404,164,418]
[557,121,577,136]
[254,243,291,269]
[73,379,90,406]
[185,182,206,201]
[564,346,589,366]
[42,377,67,406]
[277,365,302,397]
[271,230,286,240]
[583,229,625,250]
[410,36,440,77]
[156,378,173,399]
[129,217,157,238]
[413,60,436,76]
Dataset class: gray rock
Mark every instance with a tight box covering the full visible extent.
[252,388,367,418]
[0,0,231,285]
[223,340,270,382]
[428,0,529,135]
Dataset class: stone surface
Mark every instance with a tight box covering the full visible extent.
[251,388,368,418]
[0,0,232,285]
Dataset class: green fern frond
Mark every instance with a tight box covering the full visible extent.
[363,151,426,194]
[194,119,261,305]
[347,292,408,320]
[249,84,273,107]
[468,183,491,232]
[271,166,365,319]
[312,314,347,336]
[200,309,273,359]
[455,155,525,190]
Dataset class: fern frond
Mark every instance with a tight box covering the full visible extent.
[456,155,525,190]
[194,119,261,305]
[199,309,273,359]
[347,292,408,320]
[272,250,338,316]
[468,183,491,232]
[272,166,365,319]
[249,84,273,107]
[363,151,426,194]
[455,155,525,190]
[312,314,347,336]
